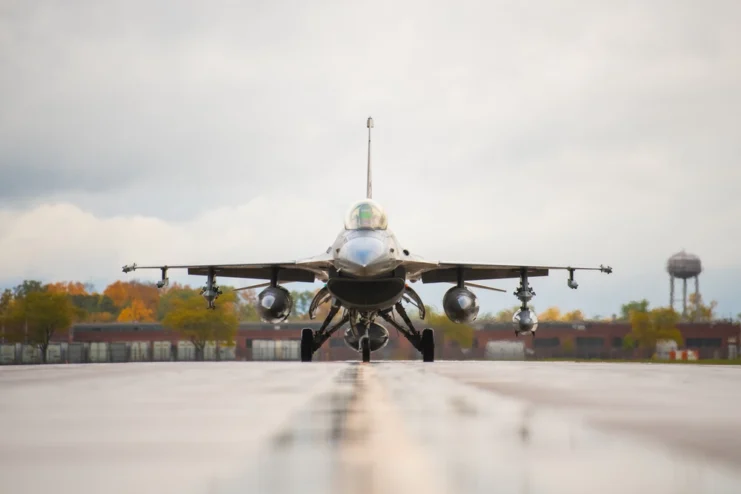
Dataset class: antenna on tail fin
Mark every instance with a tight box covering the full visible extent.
[366,116,373,199]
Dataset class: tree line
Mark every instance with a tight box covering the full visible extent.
[477,293,719,325]
[611,296,721,353]
[0,280,361,361]
[0,279,726,361]
[487,296,721,352]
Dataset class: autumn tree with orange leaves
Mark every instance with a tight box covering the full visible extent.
[104,281,159,322]
[536,307,586,322]
[117,300,155,322]
[46,282,93,296]
[8,277,707,342]
[47,280,116,322]
[561,310,585,322]
[538,307,562,321]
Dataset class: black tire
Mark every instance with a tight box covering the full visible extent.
[421,328,435,362]
[361,336,371,363]
[300,328,314,362]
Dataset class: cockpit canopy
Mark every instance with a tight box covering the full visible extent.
[343,199,388,230]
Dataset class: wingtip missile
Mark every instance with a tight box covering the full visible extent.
[122,263,137,273]
[600,265,613,274]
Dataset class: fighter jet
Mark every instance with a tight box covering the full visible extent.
[122,117,612,363]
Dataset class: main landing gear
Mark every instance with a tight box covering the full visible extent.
[300,301,349,362]
[379,302,435,363]
[300,328,314,362]
[299,298,435,363]
[421,328,435,362]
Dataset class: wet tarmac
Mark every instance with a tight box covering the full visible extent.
[1,361,740,493]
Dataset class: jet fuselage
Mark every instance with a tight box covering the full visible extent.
[327,227,408,312]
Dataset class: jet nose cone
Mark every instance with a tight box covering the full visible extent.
[337,236,389,276]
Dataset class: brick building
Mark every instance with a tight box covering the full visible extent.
[62,320,740,361]
[472,320,739,360]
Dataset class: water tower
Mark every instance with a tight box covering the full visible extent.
[666,250,702,317]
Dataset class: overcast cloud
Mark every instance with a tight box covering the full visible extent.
[1,0,740,318]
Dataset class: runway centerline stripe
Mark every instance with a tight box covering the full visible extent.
[336,364,446,494]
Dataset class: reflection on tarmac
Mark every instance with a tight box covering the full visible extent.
[1,361,740,493]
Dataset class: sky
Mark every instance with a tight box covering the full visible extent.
[1,0,740,319]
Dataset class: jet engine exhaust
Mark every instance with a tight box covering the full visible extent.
[344,322,389,352]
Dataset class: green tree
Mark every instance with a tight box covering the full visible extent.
[629,306,683,350]
[6,290,75,363]
[686,293,717,322]
[289,290,314,319]
[622,334,636,351]
[66,293,117,319]
[157,284,199,320]
[425,306,475,349]
[13,280,45,298]
[0,289,13,343]
[477,311,493,321]
[561,338,575,355]
[562,310,585,322]
[619,299,650,321]
[162,290,239,360]
[97,295,117,314]
[68,294,99,314]
[237,289,261,321]
[494,306,522,323]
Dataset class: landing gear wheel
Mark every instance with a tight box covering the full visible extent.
[361,336,371,363]
[300,328,314,362]
[421,328,435,362]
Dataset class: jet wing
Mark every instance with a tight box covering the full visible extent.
[122,255,334,283]
[405,261,612,284]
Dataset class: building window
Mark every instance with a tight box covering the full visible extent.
[534,338,560,348]
[576,337,604,349]
[575,337,604,358]
[686,338,722,348]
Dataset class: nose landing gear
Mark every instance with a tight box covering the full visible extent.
[360,335,371,363]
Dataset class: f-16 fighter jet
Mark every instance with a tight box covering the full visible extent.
[123,117,612,363]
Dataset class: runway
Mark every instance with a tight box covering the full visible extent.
[1,361,740,494]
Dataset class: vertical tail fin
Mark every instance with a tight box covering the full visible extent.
[366,116,373,199]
